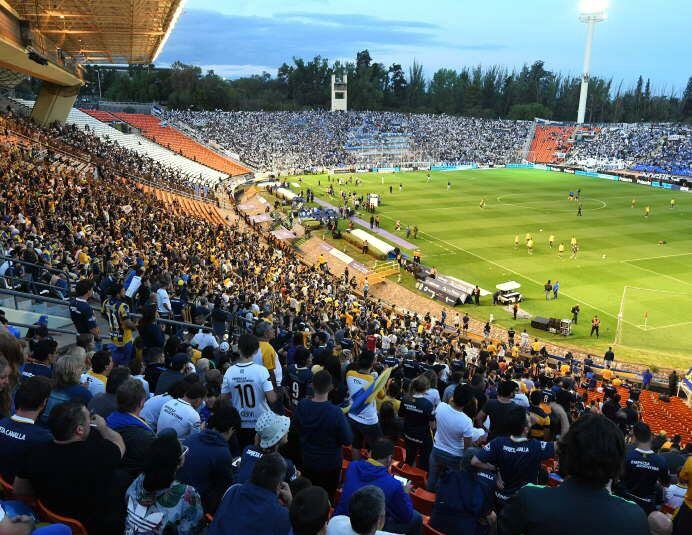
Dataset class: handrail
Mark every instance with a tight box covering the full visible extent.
[0,255,73,293]
[8,320,77,336]
[0,287,206,332]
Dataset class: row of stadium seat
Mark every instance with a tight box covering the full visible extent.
[138,183,228,226]
[528,125,576,163]
[111,113,249,176]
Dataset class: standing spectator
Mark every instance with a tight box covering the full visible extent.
[236,410,297,484]
[669,370,679,397]
[137,304,165,351]
[144,347,167,393]
[604,346,615,364]
[155,353,188,395]
[475,380,518,440]
[472,404,555,508]
[399,375,434,471]
[157,382,206,438]
[254,321,282,388]
[498,414,648,535]
[673,456,692,535]
[617,422,669,513]
[428,384,484,492]
[177,402,241,513]
[14,402,125,534]
[221,334,277,447]
[125,430,203,534]
[83,349,113,396]
[208,453,293,535]
[642,368,653,389]
[335,439,421,535]
[295,369,353,499]
[156,281,173,319]
[346,352,382,458]
[106,378,155,482]
[379,400,403,444]
[68,279,100,341]
[0,376,52,481]
[0,356,13,418]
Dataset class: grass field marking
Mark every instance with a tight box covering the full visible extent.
[615,285,629,346]
[495,194,608,212]
[643,321,692,331]
[621,252,692,263]
[624,285,685,295]
[622,260,692,288]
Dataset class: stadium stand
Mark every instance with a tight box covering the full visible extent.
[110,112,250,176]
[1,109,690,535]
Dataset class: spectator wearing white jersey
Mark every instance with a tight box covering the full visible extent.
[221,334,277,447]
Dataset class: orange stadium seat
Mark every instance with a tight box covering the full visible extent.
[112,113,249,176]
[35,500,88,535]
[528,125,577,163]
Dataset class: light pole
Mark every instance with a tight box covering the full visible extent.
[577,0,608,124]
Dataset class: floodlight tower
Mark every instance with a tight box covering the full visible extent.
[577,0,608,124]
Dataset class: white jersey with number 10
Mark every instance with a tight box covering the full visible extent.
[221,362,273,429]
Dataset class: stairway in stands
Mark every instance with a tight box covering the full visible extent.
[138,183,228,226]
[110,112,249,176]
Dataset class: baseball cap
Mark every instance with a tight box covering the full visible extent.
[255,411,291,448]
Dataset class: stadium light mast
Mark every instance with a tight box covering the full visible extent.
[577,0,608,124]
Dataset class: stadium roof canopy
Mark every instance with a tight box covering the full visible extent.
[5,0,185,64]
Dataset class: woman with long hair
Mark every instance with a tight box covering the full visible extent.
[0,356,12,417]
[125,430,203,534]
[40,354,92,424]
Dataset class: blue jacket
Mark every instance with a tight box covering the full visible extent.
[177,429,234,510]
[335,459,414,525]
[295,398,353,470]
[208,482,290,535]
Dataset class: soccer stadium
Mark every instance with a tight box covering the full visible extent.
[0,0,690,534]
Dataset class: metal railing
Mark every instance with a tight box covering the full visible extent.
[1,255,74,294]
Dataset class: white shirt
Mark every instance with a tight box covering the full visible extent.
[141,393,172,427]
[326,516,396,535]
[423,388,441,412]
[133,374,151,398]
[84,372,107,397]
[222,361,273,429]
[513,393,530,409]
[156,288,171,314]
[156,398,201,438]
[191,330,220,351]
[346,370,379,426]
[125,275,142,299]
[433,402,482,457]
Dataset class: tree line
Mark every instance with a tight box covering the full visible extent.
[27,50,691,123]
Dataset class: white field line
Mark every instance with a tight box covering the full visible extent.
[621,252,692,263]
[622,260,692,288]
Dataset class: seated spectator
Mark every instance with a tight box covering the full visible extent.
[14,402,125,534]
[191,326,219,352]
[143,347,167,394]
[125,429,203,534]
[648,511,673,535]
[236,410,297,484]
[327,485,394,535]
[20,338,57,380]
[617,422,669,514]
[177,401,241,513]
[141,379,189,428]
[335,439,421,535]
[208,452,292,535]
[157,382,205,438]
[430,448,496,535]
[472,403,555,508]
[498,413,648,535]
[294,369,353,499]
[155,353,188,395]
[0,502,70,534]
[40,354,92,424]
[0,376,52,481]
[88,366,131,418]
[290,486,331,535]
[106,378,155,481]
[83,349,113,396]
[128,358,151,398]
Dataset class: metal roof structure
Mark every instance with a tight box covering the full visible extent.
[6,0,185,64]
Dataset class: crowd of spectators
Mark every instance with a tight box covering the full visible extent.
[0,110,690,535]
[163,110,531,172]
[567,124,692,177]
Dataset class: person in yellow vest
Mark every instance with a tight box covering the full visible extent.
[549,234,555,248]
[558,242,565,257]
[525,232,531,243]
[514,235,520,249]
[631,198,636,208]
[479,198,485,209]
[570,236,577,247]
[527,238,534,255]
[670,199,676,209]
[645,205,651,218]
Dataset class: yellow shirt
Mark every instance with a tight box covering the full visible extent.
[602,369,614,381]
[259,341,277,372]
[560,364,570,376]
[678,456,692,508]
[612,377,622,387]
[376,394,401,413]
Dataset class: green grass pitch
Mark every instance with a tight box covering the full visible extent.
[293,169,692,370]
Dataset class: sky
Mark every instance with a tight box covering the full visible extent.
[158,0,692,94]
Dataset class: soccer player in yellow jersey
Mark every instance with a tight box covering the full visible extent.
[558,243,565,257]
[525,232,531,243]
[549,234,555,248]
[645,206,650,218]
[514,235,520,249]
[570,236,577,247]
[631,199,636,208]
[670,199,676,209]
[479,199,485,209]
[527,238,534,255]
